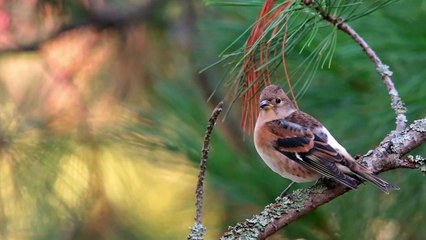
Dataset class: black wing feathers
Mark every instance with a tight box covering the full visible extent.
[276,137,310,148]
[268,119,358,189]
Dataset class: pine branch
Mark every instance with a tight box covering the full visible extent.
[302,0,407,131]
[213,0,401,133]
[220,118,426,239]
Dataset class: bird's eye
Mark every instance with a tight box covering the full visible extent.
[275,98,281,104]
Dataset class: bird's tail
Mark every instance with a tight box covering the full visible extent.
[354,166,399,194]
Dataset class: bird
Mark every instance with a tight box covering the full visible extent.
[253,84,399,194]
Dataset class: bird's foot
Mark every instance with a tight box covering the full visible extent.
[280,181,296,197]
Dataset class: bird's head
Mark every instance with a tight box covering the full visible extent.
[258,85,294,115]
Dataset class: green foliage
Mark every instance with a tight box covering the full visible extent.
[0,0,424,239]
[205,0,402,108]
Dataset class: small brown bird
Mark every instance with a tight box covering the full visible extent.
[254,84,398,194]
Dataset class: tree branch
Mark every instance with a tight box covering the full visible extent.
[220,118,426,240]
[0,0,167,53]
[302,0,407,131]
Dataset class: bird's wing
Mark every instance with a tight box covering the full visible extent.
[265,119,358,189]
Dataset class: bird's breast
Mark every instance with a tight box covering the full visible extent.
[254,124,320,183]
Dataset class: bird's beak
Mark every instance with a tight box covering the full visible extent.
[260,100,273,110]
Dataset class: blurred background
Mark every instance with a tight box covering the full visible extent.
[0,0,425,239]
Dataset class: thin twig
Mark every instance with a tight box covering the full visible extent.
[196,101,224,223]
[302,0,407,131]
[220,118,426,239]
[188,101,224,240]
